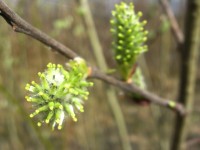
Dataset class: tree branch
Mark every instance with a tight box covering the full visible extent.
[90,68,185,115]
[159,0,184,44]
[0,0,186,115]
[0,1,78,59]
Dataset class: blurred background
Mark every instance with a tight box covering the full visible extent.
[1,0,200,150]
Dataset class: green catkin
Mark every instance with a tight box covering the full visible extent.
[25,57,93,130]
[110,2,148,80]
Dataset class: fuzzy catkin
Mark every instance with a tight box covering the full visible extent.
[25,57,93,130]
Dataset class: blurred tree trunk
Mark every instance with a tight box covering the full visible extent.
[170,0,200,150]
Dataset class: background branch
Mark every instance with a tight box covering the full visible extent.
[77,0,132,149]
[170,0,200,149]
[159,0,184,44]
[0,0,185,115]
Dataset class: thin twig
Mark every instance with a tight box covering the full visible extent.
[159,0,184,44]
[0,0,186,115]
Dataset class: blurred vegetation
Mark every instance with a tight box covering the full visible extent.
[0,0,200,150]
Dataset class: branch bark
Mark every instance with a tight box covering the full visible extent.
[0,0,186,115]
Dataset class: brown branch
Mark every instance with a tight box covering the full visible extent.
[159,0,184,44]
[0,1,78,59]
[90,68,185,115]
[0,0,186,115]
